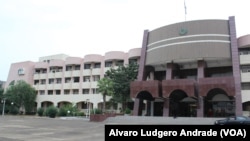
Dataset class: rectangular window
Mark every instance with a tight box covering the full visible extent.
[242,82,250,90]
[93,75,100,81]
[48,90,53,95]
[66,66,72,71]
[35,69,40,74]
[116,60,124,66]
[84,64,91,69]
[49,79,53,84]
[56,90,61,95]
[105,61,112,67]
[241,65,250,73]
[65,77,71,83]
[57,67,63,72]
[73,77,80,83]
[75,65,81,70]
[239,48,250,55]
[83,76,90,82]
[41,79,46,84]
[34,80,39,85]
[42,69,47,73]
[129,59,138,64]
[49,67,56,73]
[94,63,101,68]
[39,90,45,95]
[50,67,62,72]
[64,89,70,95]
[73,89,79,94]
[18,68,25,75]
[56,78,62,84]
[82,89,89,94]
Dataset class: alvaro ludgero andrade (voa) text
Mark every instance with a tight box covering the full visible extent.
[108,128,246,139]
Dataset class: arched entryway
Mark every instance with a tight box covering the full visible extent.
[41,101,53,109]
[135,91,156,116]
[204,88,235,117]
[57,101,71,108]
[169,90,196,117]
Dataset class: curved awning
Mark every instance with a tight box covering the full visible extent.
[211,94,232,102]
[180,97,197,103]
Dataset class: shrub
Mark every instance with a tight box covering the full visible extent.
[125,108,131,115]
[57,104,79,117]
[76,112,85,116]
[10,107,19,115]
[25,111,36,115]
[58,108,67,117]
[37,107,44,117]
[46,106,58,118]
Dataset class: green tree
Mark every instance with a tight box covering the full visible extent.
[4,80,37,114]
[105,62,138,111]
[0,88,4,100]
[0,88,4,113]
[97,77,114,113]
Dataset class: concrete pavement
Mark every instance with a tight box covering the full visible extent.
[0,115,222,141]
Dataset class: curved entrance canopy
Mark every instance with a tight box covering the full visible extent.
[212,94,231,101]
[180,97,197,103]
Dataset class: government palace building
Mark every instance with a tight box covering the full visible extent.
[5,16,250,117]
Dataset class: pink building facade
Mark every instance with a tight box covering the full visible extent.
[5,48,141,113]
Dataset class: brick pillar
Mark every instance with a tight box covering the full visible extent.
[229,16,243,116]
[166,63,173,80]
[197,96,204,117]
[163,98,169,117]
[197,60,206,78]
[197,60,206,117]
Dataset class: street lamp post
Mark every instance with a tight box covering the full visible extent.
[10,102,14,114]
[67,110,70,117]
[85,99,90,118]
[2,98,6,116]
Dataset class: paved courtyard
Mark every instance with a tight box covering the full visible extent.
[0,116,105,141]
[0,115,221,141]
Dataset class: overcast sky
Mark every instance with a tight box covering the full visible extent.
[1,0,250,81]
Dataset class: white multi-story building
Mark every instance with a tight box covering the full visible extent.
[5,48,141,113]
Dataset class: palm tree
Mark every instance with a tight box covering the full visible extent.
[97,77,113,113]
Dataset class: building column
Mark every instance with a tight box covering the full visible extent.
[150,101,154,116]
[137,30,149,81]
[197,60,206,117]
[229,16,243,116]
[197,60,206,78]
[133,98,140,116]
[166,63,173,80]
[197,96,204,117]
[163,98,169,117]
